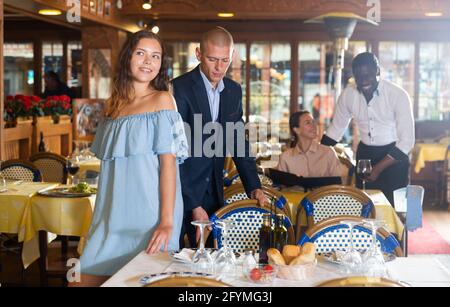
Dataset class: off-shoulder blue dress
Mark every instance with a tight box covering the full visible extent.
[79,110,188,276]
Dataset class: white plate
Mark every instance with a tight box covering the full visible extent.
[139,271,213,285]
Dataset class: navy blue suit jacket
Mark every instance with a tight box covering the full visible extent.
[172,65,261,212]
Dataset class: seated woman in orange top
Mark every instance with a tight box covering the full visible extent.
[277,111,343,178]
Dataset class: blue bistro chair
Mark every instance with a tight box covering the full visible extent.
[298,216,403,257]
[393,185,425,257]
[298,185,375,232]
[223,183,290,217]
[223,169,273,187]
[209,199,295,253]
[0,159,42,182]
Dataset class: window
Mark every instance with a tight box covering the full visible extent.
[67,41,82,88]
[249,43,291,125]
[4,42,34,96]
[298,41,367,125]
[42,41,64,91]
[379,42,415,102]
[418,43,450,120]
[227,43,247,117]
[165,42,199,79]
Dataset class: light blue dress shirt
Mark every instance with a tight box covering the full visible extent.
[199,69,225,122]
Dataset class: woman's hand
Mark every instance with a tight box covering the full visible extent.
[146,223,173,255]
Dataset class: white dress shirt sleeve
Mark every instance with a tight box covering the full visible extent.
[392,88,415,157]
[326,88,353,142]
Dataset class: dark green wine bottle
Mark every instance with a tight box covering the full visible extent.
[258,213,273,264]
[272,213,287,252]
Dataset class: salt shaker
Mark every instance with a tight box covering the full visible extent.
[241,249,257,273]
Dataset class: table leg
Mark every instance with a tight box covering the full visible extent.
[38,231,48,287]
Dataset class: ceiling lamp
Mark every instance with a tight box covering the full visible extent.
[142,0,152,10]
[424,12,443,17]
[38,9,62,16]
[217,12,235,18]
[305,12,378,102]
[151,25,160,34]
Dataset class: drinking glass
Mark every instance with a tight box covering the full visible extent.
[214,219,237,276]
[362,219,388,277]
[66,155,80,185]
[339,220,363,274]
[356,159,372,190]
[191,220,214,274]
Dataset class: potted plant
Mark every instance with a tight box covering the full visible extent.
[43,95,72,124]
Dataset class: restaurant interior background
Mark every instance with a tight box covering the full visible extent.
[0,0,450,286]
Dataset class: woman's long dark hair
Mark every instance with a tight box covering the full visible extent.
[105,30,169,118]
[289,110,311,147]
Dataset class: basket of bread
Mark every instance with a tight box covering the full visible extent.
[267,243,317,280]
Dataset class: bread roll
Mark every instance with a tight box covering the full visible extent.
[301,242,316,256]
[267,248,286,265]
[282,245,301,264]
[289,253,315,265]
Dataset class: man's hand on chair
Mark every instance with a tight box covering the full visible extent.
[251,188,268,207]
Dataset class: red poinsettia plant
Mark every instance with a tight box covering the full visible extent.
[43,95,73,116]
[4,94,44,121]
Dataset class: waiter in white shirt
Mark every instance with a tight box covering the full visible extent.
[321,52,415,205]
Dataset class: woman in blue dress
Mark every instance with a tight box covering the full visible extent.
[75,30,188,285]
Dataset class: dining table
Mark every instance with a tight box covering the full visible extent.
[0,180,95,269]
[101,251,450,287]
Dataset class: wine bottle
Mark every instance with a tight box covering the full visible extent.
[272,214,287,253]
[258,213,273,264]
[38,132,46,152]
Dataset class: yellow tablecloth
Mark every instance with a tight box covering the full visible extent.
[78,158,101,174]
[22,194,95,268]
[413,143,448,173]
[279,187,404,239]
[0,182,95,268]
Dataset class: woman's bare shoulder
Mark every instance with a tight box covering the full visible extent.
[153,91,177,111]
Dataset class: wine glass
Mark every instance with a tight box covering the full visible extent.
[356,159,372,190]
[339,220,363,274]
[66,155,80,185]
[191,220,214,274]
[214,219,237,276]
[362,219,388,277]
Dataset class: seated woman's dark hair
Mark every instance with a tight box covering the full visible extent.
[289,110,311,147]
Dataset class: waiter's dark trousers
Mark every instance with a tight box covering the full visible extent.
[179,176,221,249]
[356,142,410,206]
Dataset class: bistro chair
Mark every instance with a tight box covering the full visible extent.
[223,183,290,217]
[0,159,42,182]
[297,216,403,257]
[223,169,273,187]
[30,152,68,184]
[296,185,375,238]
[209,199,295,253]
[338,155,355,186]
[146,276,231,287]
[316,276,409,287]
[393,185,425,257]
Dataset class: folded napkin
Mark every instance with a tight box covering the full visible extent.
[172,248,196,262]
[172,248,218,263]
